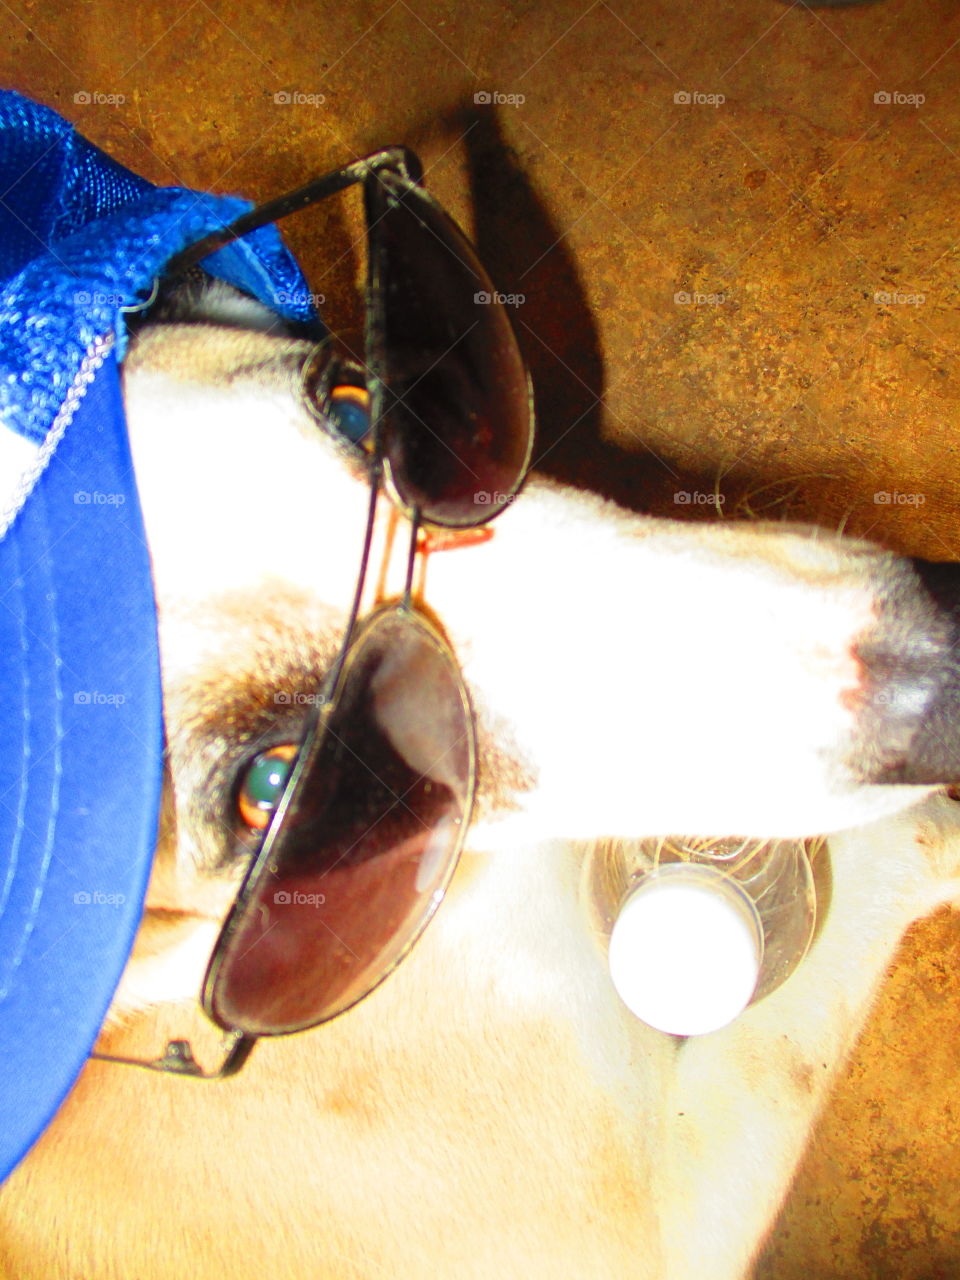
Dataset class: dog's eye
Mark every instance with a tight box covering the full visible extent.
[236,744,298,831]
[327,383,371,445]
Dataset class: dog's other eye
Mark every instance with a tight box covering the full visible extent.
[327,383,371,445]
[236,744,298,831]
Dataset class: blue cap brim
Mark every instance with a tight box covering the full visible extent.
[0,340,161,1179]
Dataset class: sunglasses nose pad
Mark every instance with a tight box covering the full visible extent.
[203,605,475,1037]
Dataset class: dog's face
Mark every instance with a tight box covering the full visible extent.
[5,309,960,1280]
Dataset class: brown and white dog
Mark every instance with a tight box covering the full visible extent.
[2,279,960,1279]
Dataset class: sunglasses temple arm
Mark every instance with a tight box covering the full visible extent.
[165,146,419,280]
[91,1030,257,1079]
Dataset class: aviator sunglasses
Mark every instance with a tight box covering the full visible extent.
[94,147,534,1077]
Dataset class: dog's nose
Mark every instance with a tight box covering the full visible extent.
[856,559,960,785]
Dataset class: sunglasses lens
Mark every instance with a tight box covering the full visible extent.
[367,169,533,527]
[204,607,475,1036]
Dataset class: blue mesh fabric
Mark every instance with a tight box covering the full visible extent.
[0,90,319,444]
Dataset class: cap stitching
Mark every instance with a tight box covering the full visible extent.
[1,334,113,986]
[0,332,114,540]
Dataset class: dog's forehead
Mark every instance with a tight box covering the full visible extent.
[122,325,369,617]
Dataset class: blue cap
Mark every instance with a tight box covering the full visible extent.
[0,90,318,1179]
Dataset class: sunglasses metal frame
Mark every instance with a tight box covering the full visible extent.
[92,147,531,1078]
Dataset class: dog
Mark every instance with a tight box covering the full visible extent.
[2,264,960,1280]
